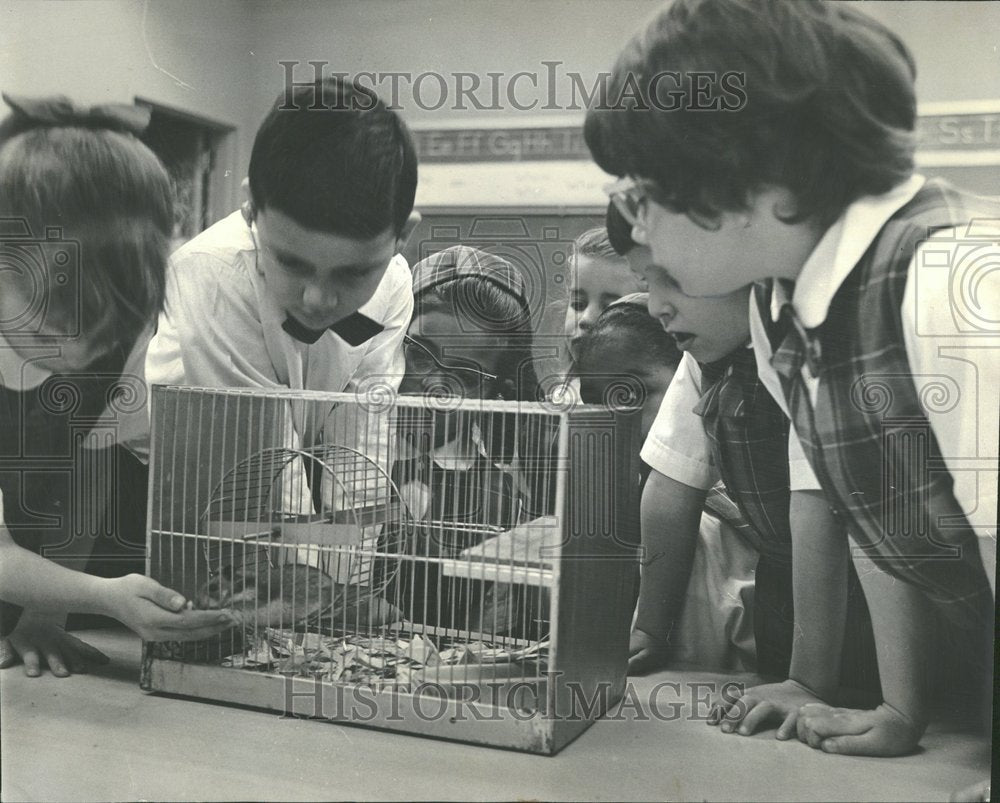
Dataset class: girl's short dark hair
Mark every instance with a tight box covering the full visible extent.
[585,0,917,228]
[575,301,682,376]
[249,77,417,239]
[0,123,172,353]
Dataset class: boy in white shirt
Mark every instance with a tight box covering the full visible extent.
[146,76,419,412]
[142,77,421,535]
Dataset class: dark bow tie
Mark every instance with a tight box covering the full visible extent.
[2,93,151,136]
[282,311,384,346]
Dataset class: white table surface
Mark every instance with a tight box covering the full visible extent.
[0,629,990,802]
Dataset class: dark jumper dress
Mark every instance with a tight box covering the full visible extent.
[696,347,879,688]
[0,347,147,637]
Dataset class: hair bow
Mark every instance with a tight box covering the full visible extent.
[1,92,151,136]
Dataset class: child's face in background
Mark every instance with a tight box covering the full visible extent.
[254,206,398,332]
[578,336,676,444]
[564,255,642,362]
[642,262,751,363]
[400,309,509,447]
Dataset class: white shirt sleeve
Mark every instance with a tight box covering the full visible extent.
[147,250,282,390]
[639,352,718,490]
[128,249,282,463]
[902,227,999,549]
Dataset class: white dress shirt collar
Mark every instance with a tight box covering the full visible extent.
[771,174,926,327]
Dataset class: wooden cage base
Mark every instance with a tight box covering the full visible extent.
[141,655,618,755]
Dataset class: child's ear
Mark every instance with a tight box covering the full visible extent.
[239,177,255,226]
[395,210,422,253]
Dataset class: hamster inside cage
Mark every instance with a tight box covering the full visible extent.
[142,385,639,754]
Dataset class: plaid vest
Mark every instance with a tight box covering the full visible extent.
[696,347,792,564]
[754,179,997,630]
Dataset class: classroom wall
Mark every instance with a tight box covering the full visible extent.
[241,0,1000,145]
[242,0,663,128]
[4,0,996,206]
[0,0,256,213]
[857,1,1000,108]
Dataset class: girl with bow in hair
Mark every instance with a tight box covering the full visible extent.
[0,94,233,677]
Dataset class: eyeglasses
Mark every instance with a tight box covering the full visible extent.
[403,335,498,384]
[604,176,656,229]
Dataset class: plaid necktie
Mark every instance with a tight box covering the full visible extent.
[769,280,823,380]
[692,351,738,418]
[765,280,821,480]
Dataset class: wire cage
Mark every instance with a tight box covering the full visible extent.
[141,384,640,754]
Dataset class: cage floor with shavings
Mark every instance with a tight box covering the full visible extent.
[154,629,548,687]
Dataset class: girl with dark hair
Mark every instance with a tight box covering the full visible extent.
[0,94,232,675]
[574,293,681,450]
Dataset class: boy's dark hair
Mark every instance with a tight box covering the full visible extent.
[0,120,172,353]
[573,226,626,263]
[605,202,638,256]
[585,0,917,228]
[575,301,682,380]
[248,77,417,239]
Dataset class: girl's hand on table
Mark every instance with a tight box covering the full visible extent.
[708,678,827,739]
[796,702,924,756]
[0,611,109,677]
